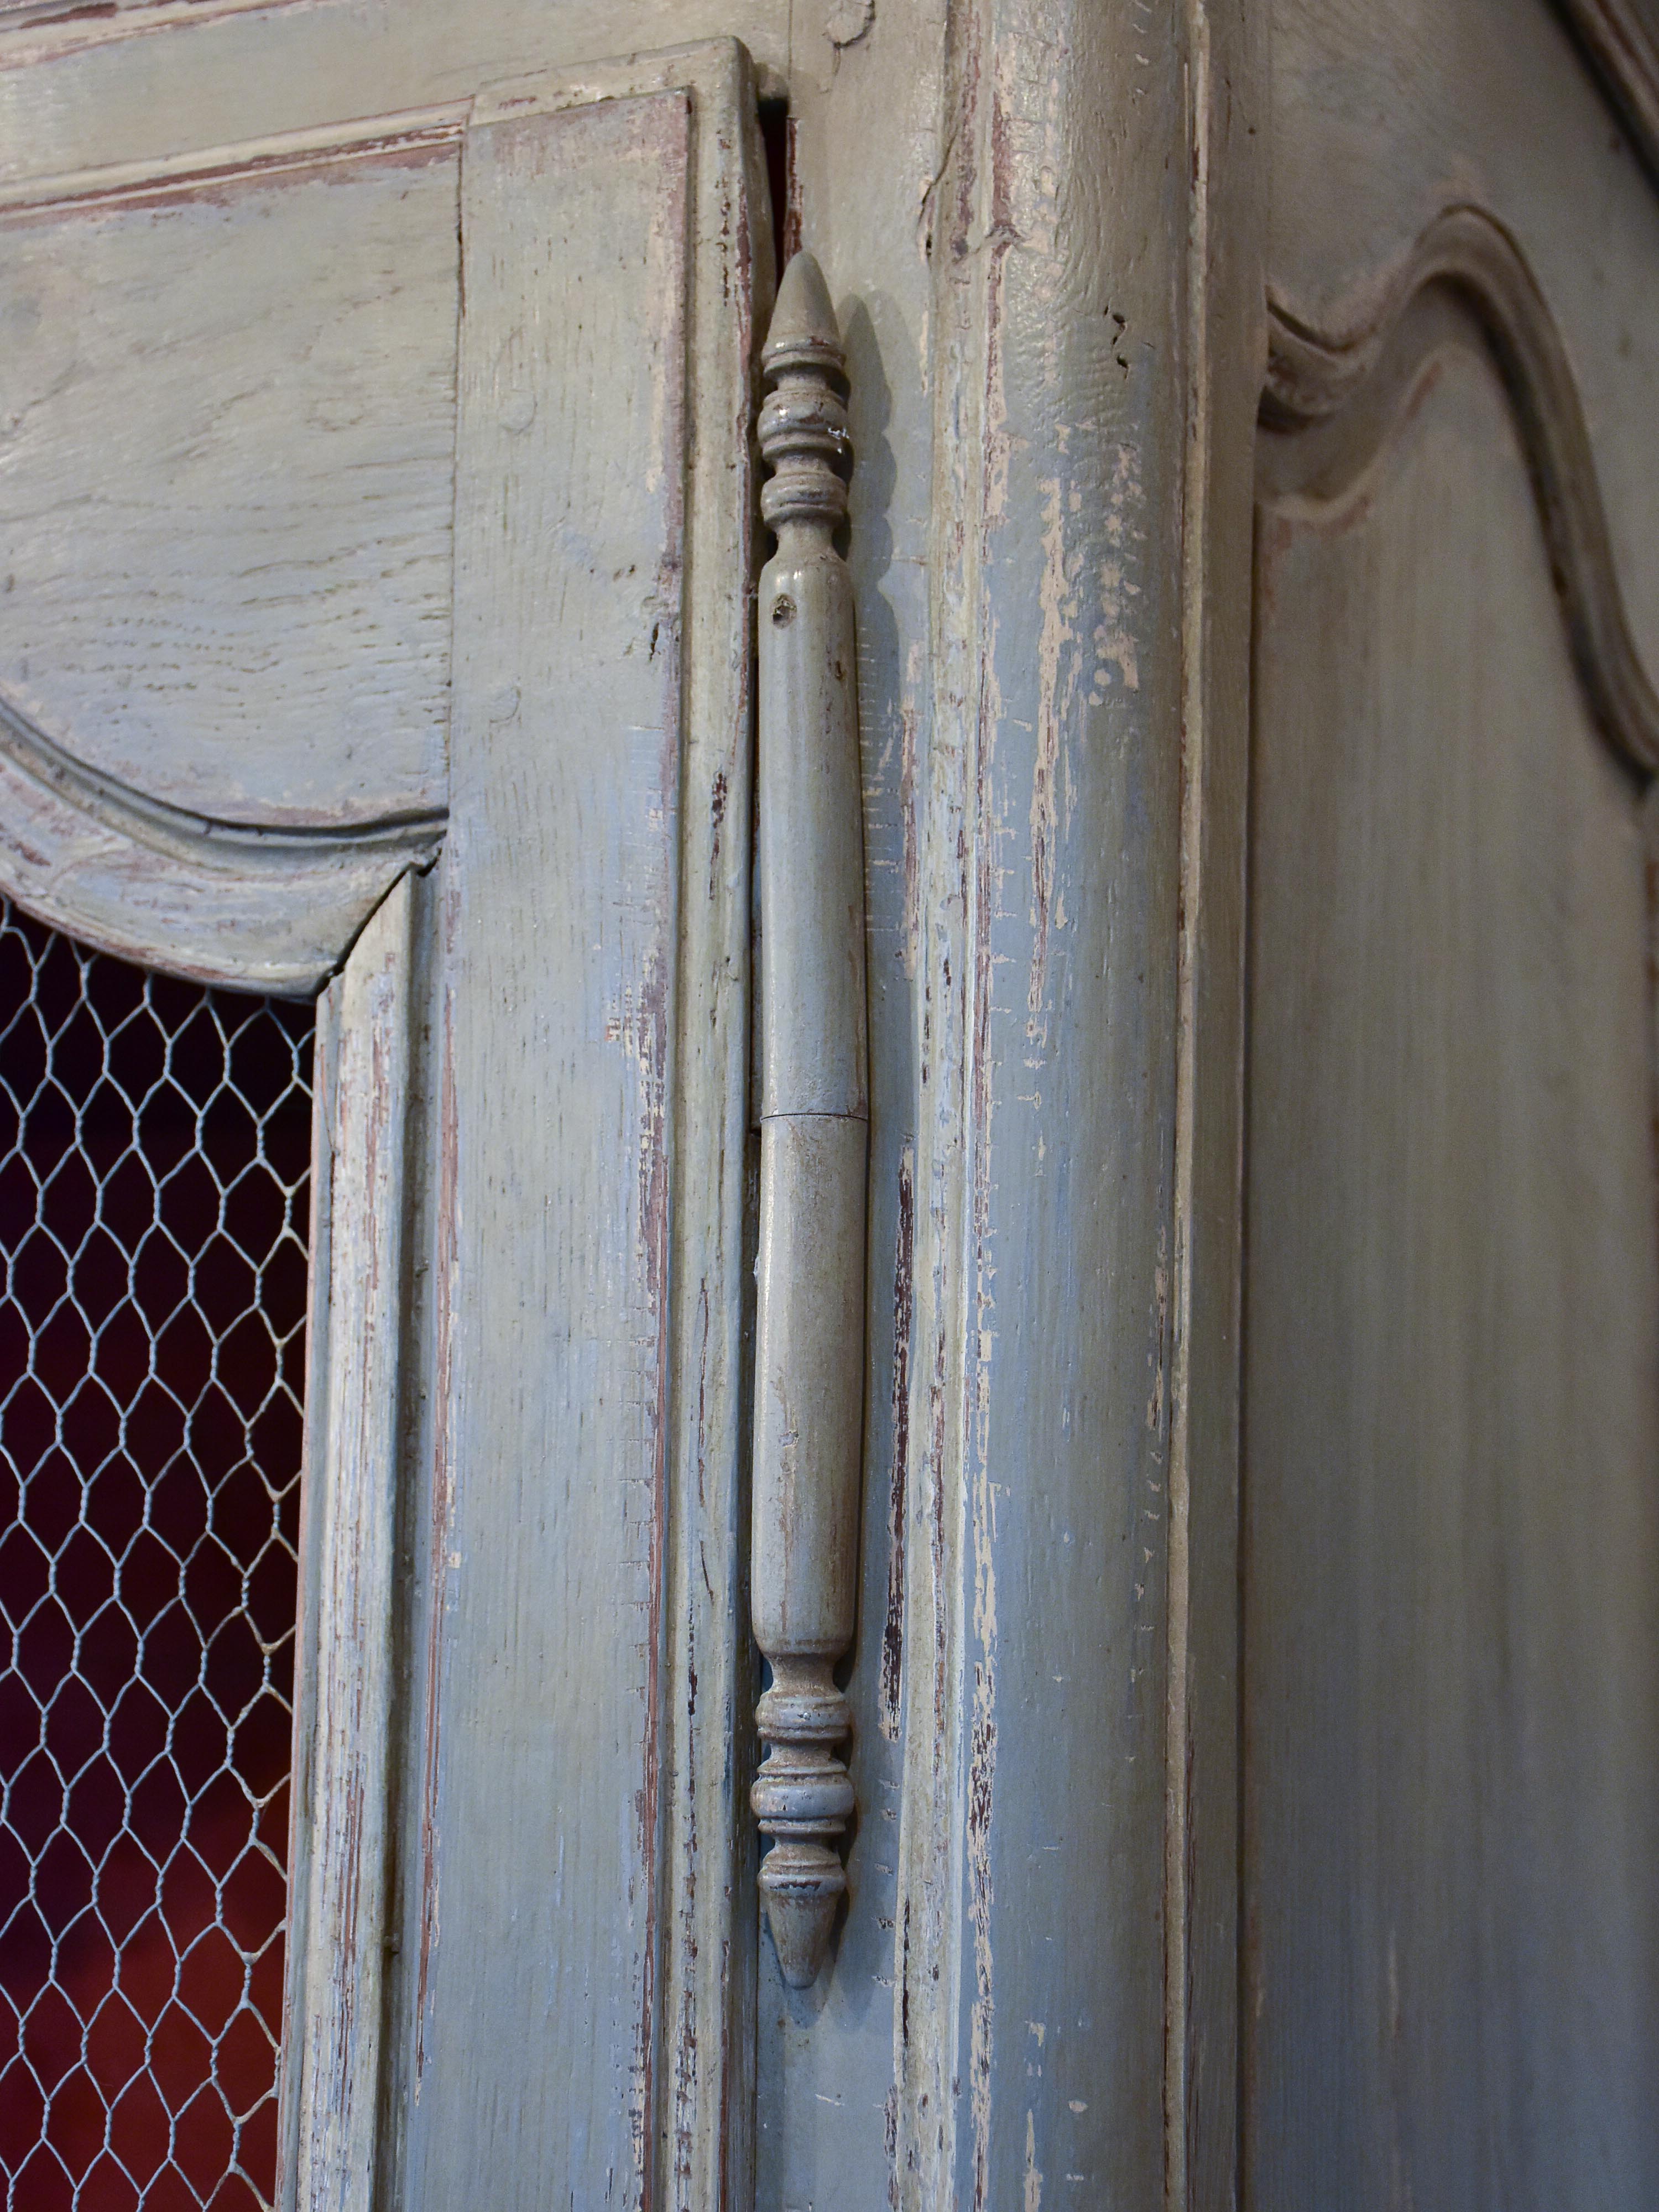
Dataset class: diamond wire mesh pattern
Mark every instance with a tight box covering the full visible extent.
[0,900,314,2211]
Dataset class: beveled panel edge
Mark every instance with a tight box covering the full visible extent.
[0,99,466,213]
[276,872,418,2210]
[1262,204,1659,778]
[0,688,444,994]
[0,0,312,72]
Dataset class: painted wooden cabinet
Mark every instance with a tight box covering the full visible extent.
[0,2,1653,2206]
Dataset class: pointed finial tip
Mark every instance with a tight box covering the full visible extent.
[760,1843,846,1987]
[764,250,845,380]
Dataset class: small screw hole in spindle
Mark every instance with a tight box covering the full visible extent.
[773,595,796,625]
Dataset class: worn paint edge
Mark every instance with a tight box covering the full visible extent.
[276,872,418,2212]
[1165,3,1260,2204]
[0,98,467,210]
[0,0,320,74]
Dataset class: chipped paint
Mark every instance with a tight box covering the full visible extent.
[894,0,1197,2200]
[286,879,416,2208]
[881,1141,917,1740]
[1029,473,1078,1051]
[901,667,922,980]
[414,967,458,2101]
[1024,2106,1045,2211]
[1092,446,1145,699]
[826,0,878,47]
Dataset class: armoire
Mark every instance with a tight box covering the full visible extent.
[0,0,1654,2206]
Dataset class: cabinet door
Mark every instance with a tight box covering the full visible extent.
[1241,5,1659,2203]
[0,29,769,2209]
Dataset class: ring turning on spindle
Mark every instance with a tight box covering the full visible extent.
[750,252,869,1992]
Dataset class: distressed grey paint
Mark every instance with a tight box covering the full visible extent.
[279,874,419,2212]
[0,136,456,830]
[405,89,690,2208]
[0,1,1653,2205]
[895,6,1193,2201]
[751,251,870,1993]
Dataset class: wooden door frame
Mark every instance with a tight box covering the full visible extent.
[0,27,771,2206]
[895,4,1262,2204]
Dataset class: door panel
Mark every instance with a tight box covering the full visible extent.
[0,134,457,827]
[0,28,769,2209]
[409,82,696,2207]
[335,54,767,2212]
[1244,12,1659,2202]
[1247,320,1659,2207]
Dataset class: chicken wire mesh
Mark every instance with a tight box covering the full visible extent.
[0,899,314,2212]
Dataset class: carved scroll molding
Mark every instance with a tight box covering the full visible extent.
[1554,0,1659,184]
[0,690,443,994]
[1262,204,1659,779]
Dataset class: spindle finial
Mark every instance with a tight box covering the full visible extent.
[759,252,851,538]
[763,251,844,380]
[750,244,867,1996]
[752,1662,855,1986]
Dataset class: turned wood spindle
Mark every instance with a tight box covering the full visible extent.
[750,251,869,1992]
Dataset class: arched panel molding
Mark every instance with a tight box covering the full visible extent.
[1261,204,1659,781]
[0,688,443,995]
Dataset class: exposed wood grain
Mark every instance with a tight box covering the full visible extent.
[404,84,693,2212]
[0,0,310,62]
[0,132,457,828]
[0,109,469,221]
[1246,303,1659,2212]
[0,0,793,181]
[278,873,417,2212]
[401,53,774,2201]
[890,4,1192,2204]
[627,43,769,2211]
[497,45,772,2212]
[1164,7,1262,2208]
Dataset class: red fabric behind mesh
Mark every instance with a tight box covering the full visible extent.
[0,906,312,2211]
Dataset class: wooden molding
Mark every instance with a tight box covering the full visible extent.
[0,105,465,215]
[276,871,419,2209]
[0,687,443,993]
[0,101,458,995]
[1262,205,1659,779]
[1553,0,1659,184]
[0,0,311,71]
